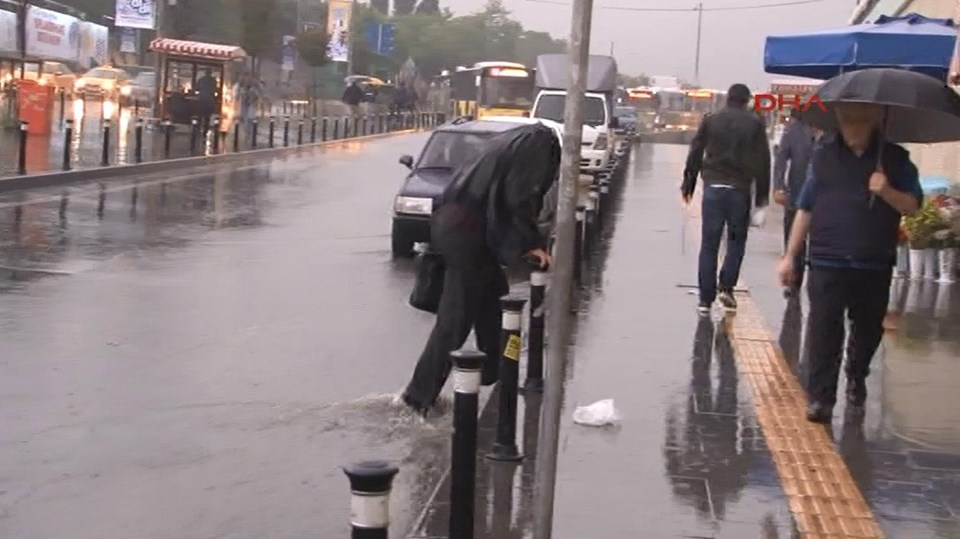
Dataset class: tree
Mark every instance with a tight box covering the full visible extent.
[296,29,330,67]
[236,0,282,71]
[394,0,416,16]
[416,0,440,14]
[371,0,389,14]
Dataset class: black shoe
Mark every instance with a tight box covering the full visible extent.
[400,393,429,418]
[846,378,867,407]
[697,302,712,316]
[718,291,737,312]
[806,401,834,424]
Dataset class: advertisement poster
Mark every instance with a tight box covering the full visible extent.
[79,22,109,69]
[25,6,81,62]
[326,0,353,63]
[0,10,16,55]
[115,0,157,30]
[282,35,296,71]
[120,27,137,53]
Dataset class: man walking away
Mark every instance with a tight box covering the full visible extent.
[682,83,771,315]
[773,107,823,297]
[196,68,219,134]
[779,103,922,424]
[342,80,363,117]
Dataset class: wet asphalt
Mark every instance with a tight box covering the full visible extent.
[0,134,453,538]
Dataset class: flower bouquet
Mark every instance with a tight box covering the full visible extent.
[932,194,960,282]
[902,199,944,279]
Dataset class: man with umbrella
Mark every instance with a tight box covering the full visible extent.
[778,67,960,423]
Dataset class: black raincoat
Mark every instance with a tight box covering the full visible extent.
[402,123,561,412]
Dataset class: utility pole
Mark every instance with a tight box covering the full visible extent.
[152,0,170,116]
[694,2,703,86]
[346,0,357,76]
[532,1,593,538]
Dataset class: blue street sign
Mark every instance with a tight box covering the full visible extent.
[364,22,396,56]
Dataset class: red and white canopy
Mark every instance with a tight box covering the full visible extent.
[150,39,247,61]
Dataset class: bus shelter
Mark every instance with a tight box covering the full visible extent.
[150,38,247,129]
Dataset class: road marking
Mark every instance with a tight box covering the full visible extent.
[725,294,884,538]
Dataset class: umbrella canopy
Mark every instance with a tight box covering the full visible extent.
[798,68,960,143]
[764,13,957,81]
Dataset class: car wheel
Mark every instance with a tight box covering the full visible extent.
[391,224,416,258]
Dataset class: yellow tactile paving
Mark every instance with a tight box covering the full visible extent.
[724,293,885,538]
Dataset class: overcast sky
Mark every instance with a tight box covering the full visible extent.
[449,0,857,90]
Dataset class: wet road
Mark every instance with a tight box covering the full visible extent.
[0,134,453,537]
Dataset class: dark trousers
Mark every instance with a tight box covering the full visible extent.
[698,186,751,304]
[806,266,891,406]
[783,207,807,290]
[404,208,507,409]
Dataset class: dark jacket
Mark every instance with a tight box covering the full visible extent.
[682,104,771,207]
[799,133,922,270]
[773,121,817,208]
[438,123,560,266]
[342,84,363,106]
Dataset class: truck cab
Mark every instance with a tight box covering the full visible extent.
[531,54,619,177]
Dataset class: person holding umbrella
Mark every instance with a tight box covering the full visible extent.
[779,68,960,423]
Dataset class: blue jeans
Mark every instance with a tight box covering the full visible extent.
[698,186,751,304]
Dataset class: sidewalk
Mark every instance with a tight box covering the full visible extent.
[409,142,960,538]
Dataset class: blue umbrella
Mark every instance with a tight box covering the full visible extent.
[764,13,957,81]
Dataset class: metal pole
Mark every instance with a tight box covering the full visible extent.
[17,120,28,175]
[135,118,144,163]
[694,3,703,86]
[524,271,547,392]
[63,118,73,170]
[533,0,593,537]
[449,349,486,539]
[101,118,111,166]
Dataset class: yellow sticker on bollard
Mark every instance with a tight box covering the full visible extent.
[504,334,522,361]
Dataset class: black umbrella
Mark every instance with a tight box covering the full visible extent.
[798,68,960,143]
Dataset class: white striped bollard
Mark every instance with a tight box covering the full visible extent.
[487,295,527,462]
[449,348,487,539]
[343,460,399,538]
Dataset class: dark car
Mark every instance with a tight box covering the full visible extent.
[391,118,539,257]
[613,106,639,137]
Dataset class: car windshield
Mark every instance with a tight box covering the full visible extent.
[85,68,119,79]
[417,131,495,169]
[534,94,607,127]
[133,73,155,86]
[615,107,637,119]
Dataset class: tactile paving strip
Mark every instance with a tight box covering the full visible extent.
[726,293,884,539]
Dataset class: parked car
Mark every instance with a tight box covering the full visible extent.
[75,66,132,101]
[125,72,156,105]
[391,116,562,257]
[23,61,77,95]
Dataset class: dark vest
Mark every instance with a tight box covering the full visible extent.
[808,139,905,268]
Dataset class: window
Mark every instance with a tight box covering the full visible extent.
[533,94,607,127]
[480,77,534,108]
[417,132,496,169]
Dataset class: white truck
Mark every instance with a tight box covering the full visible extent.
[531,54,619,177]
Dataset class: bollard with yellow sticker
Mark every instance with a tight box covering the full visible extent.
[524,271,547,393]
[487,295,528,462]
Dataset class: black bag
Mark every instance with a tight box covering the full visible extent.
[409,251,445,313]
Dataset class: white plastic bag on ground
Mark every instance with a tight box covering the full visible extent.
[572,399,620,426]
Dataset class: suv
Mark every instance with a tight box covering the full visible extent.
[391,116,562,258]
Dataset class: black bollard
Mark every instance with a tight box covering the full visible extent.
[342,460,399,539]
[213,118,221,154]
[190,117,200,156]
[283,116,290,147]
[322,117,328,141]
[586,185,600,245]
[297,119,304,145]
[17,120,28,175]
[333,118,340,140]
[59,88,66,125]
[135,118,144,163]
[310,117,317,143]
[449,348,487,539]
[233,121,240,153]
[268,117,275,148]
[134,99,140,118]
[101,118,112,166]
[574,206,585,286]
[163,119,172,159]
[353,116,360,138]
[379,114,385,134]
[362,116,368,136]
[524,270,547,392]
[487,295,527,462]
[63,119,73,171]
[252,118,259,149]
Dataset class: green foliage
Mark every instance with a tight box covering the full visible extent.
[236,0,282,60]
[903,199,945,249]
[394,0,416,16]
[371,0,390,15]
[296,28,330,67]
[416,0,441,14]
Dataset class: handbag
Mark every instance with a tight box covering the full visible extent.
[409,251,445,313]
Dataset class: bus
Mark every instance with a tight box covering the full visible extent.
[681,88,724,129]
[624,87,660,131]
[450,61,536,119]
[655,88,687,130]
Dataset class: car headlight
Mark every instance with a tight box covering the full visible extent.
[394,196,433,215]
[593,134,608,150]
[120,86,131,96]
[104,81,114,90]
[75,79,86,88]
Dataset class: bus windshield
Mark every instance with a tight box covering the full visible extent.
[685,96,715,114]
[534,94,607,127]
[480,76,534,108]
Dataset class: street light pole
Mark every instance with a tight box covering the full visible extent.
[694,2,703,86]
[532,1,593,538]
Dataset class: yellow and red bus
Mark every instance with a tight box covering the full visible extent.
[450,61,536,119]
[623,87,660,131]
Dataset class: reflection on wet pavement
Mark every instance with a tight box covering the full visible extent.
[0,133,466,537]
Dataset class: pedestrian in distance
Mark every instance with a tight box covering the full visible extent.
[773,107,824,297]
[682,83,771,315]
[778,102,922,424]
[400,123,560,416]
[196,68,219,134]
[342,81,363,117]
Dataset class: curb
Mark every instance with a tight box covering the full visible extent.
[0,128,425,194]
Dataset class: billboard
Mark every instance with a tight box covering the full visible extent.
[78,22,109,69]
[25,6,82,62]
[115,0,157,30]
[0,10,16,55]
[327,0,353,63]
